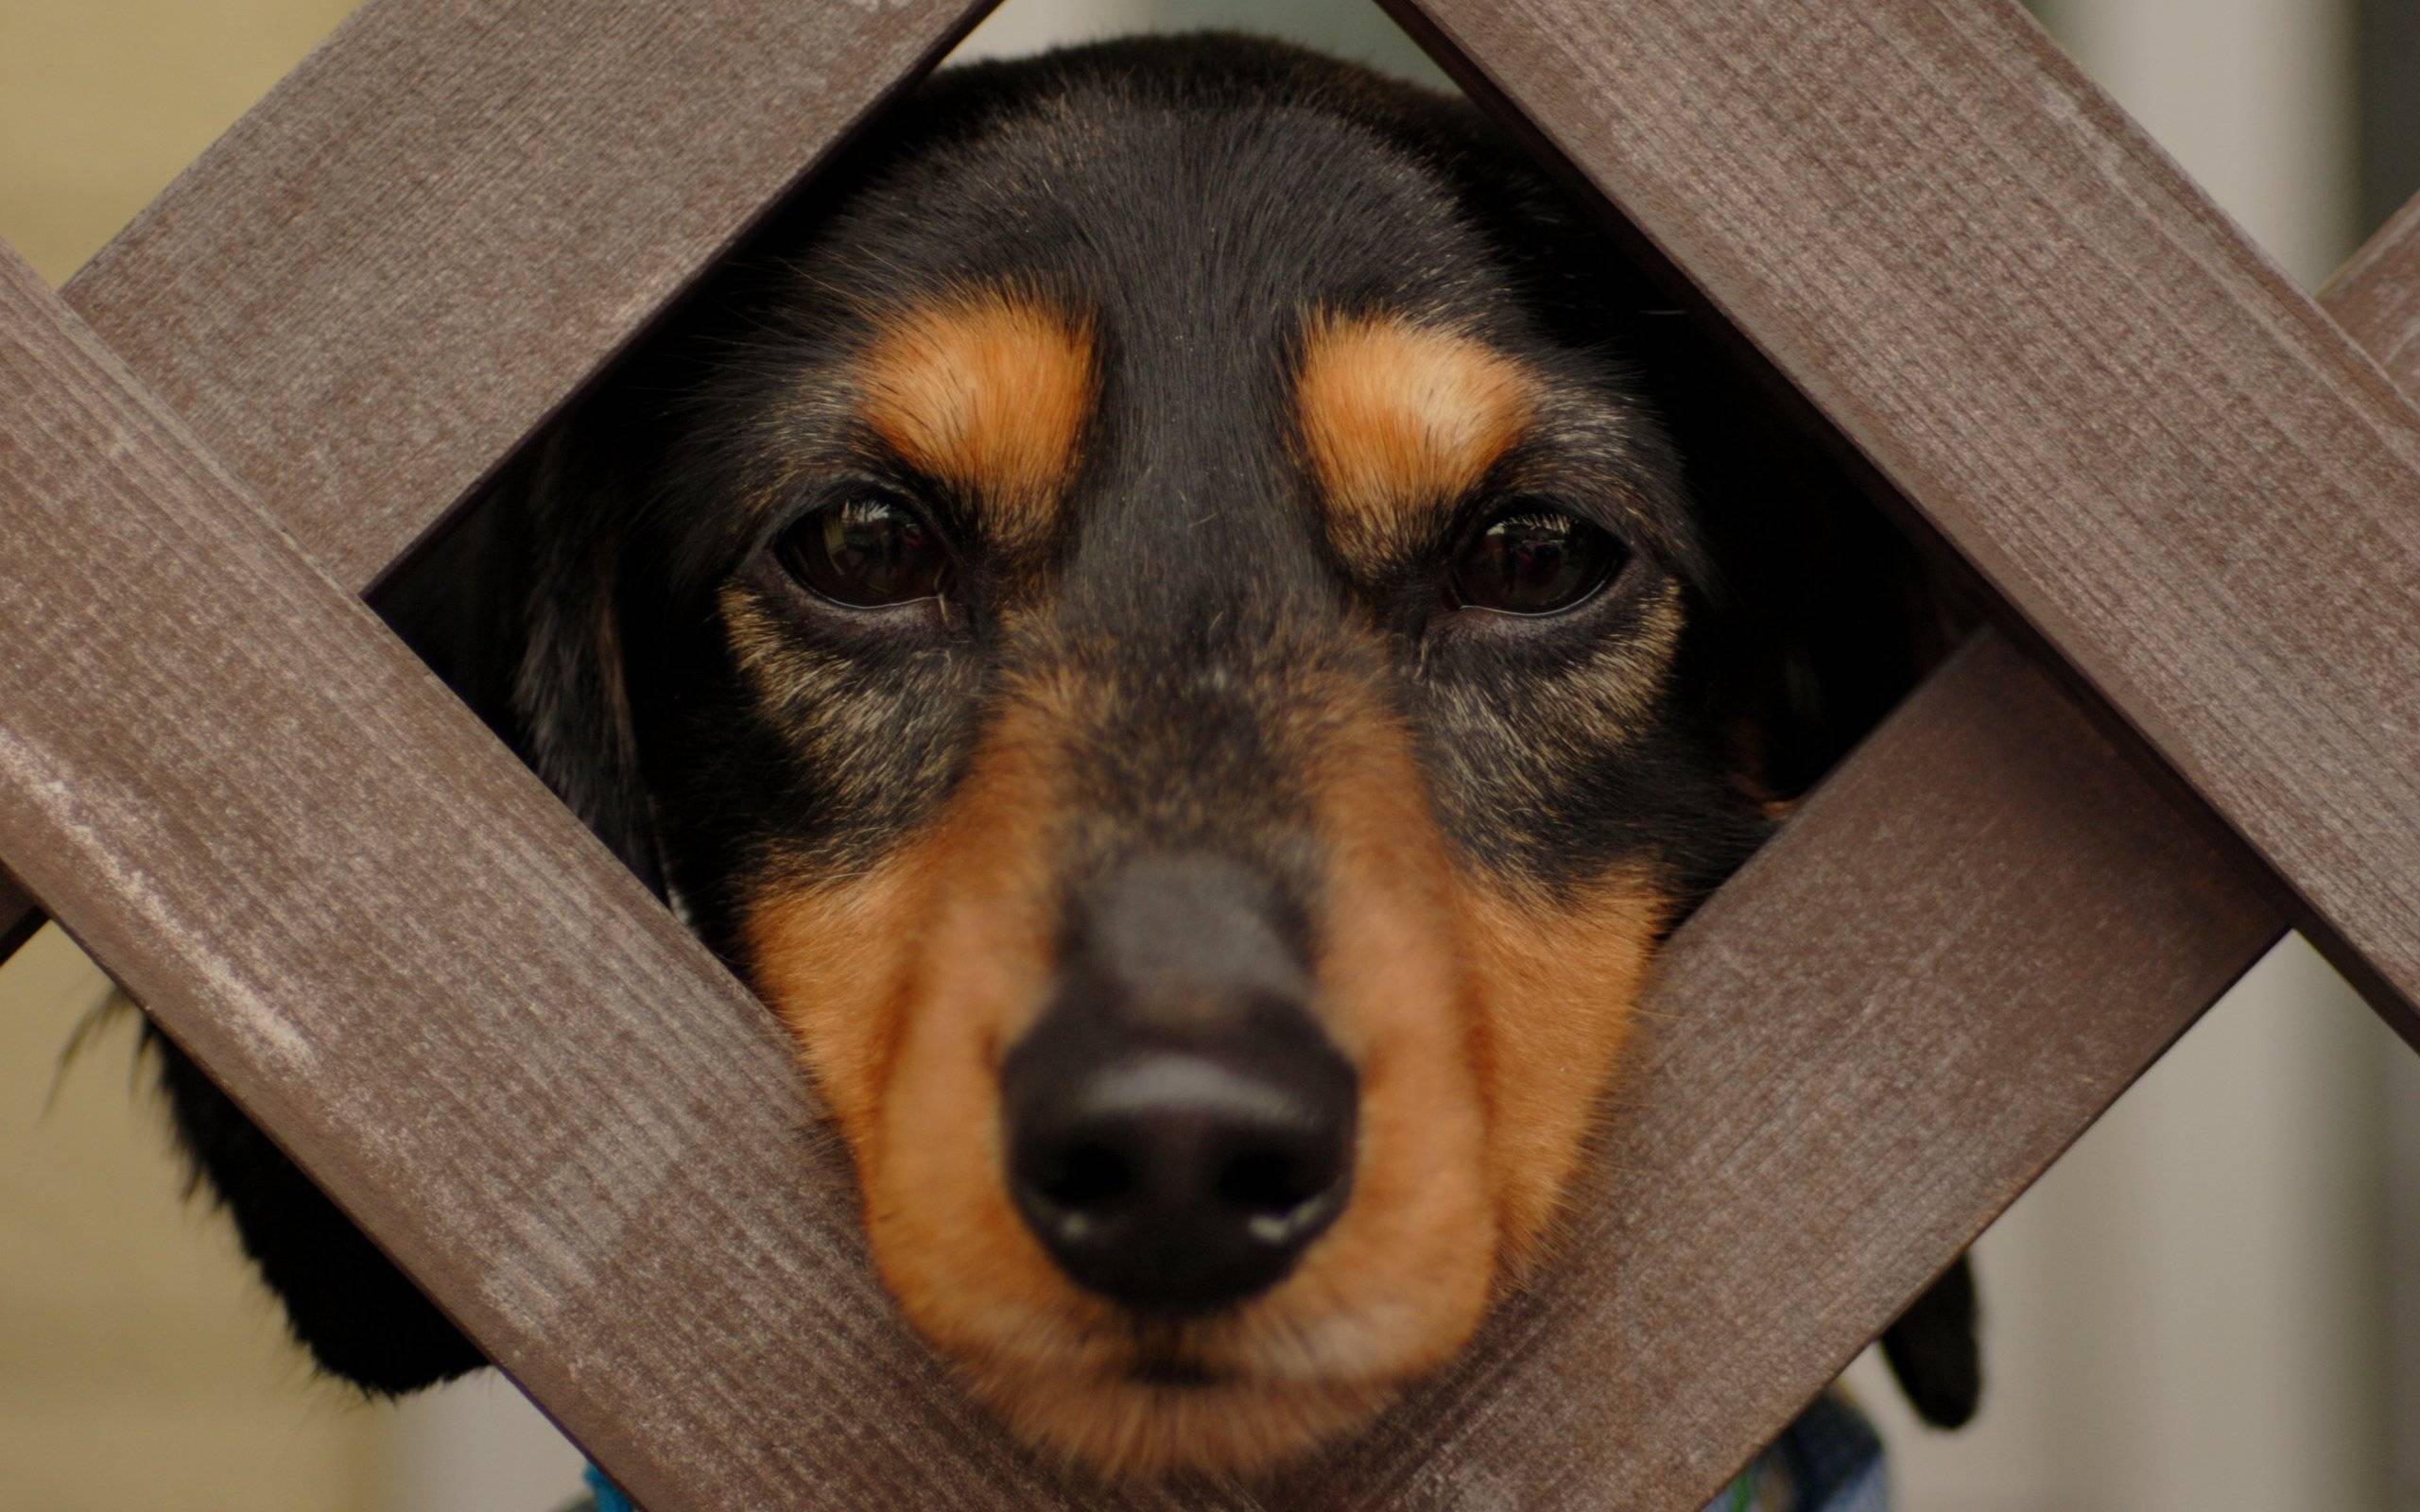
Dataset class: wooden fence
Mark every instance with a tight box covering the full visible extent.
[2,1,2416,1506]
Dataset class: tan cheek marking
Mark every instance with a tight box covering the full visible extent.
[1456,870,1670,1268]
[739,667,1069,1188]
[838,674,1100,1362]
[1270,685,1500,1383]
[744,855,933,1160]
[1295,311,1541,566]
[859,288,1095,548]
[1289,662,1671,1283]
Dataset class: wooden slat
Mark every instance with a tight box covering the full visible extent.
[0,245,1213,1512]
[64,0,999,591]
[1389,0,2420,1032]
[0,0,998,961]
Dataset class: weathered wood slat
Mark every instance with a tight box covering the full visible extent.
[0,245,1205,1512]
[1392,0,2420,1031]
[64,0,1001,591]
[0,0,1000,961]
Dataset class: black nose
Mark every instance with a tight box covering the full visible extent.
[1000,855,1357,1314]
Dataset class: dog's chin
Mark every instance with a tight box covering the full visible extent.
[962,1356,1407,1481]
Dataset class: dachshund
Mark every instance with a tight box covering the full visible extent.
[147,33,1976,1481]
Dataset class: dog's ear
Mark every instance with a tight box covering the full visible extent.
[1690,440,1956,804]
[1629,313,1961,805]
[1881,1254,1983,1428]
[382,416,665,893]
[487,425,666,895]
[145,1026,484,1392]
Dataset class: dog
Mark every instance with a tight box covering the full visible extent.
[147,33,1974,1481]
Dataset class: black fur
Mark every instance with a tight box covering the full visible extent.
[145,32,1976,1428]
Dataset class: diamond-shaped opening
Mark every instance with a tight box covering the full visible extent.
[191,0,1984,1498]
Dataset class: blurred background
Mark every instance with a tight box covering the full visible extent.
[2,0,2415,1506]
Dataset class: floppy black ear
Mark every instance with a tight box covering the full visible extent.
[381,419,666,893]
[1881,1254,1982,1428]
[142,418,664,1395]
[1654,369,1959,802]
[487,426,666,896]
[145,1030,485,1392]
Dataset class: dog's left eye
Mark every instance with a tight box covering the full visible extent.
[777,493,951,609]
[1447,507,1625,616]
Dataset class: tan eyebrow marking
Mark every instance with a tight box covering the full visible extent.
[858,286,1097,548]
[1294,311,1542,566]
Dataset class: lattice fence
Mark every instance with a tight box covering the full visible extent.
[3,1,2416,1507]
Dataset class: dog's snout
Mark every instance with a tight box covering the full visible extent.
[1001,854,1356,1313]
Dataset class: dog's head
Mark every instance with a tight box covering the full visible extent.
[161,34,1961,1480]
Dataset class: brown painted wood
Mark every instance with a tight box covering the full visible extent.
[0,0,998,963]
[0,245,1214,1512]
[64,0,999,593]
[1389,0,2420,1034]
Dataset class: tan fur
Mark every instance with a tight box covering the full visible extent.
[1454,873,1668,1268]
[742,633,1665,1478]
[859,287,1096,548]
[1294,311,1541,566]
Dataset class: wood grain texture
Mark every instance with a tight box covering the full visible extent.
[0,0,998,962]
[63,0,997,593]
[0,246,1218,1512]
[1388,0,2420,1032]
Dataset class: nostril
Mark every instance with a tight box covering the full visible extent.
[1215,1146,1331,1218]
[1033,1140,1133,1211]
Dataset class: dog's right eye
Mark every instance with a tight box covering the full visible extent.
[776,493,951,610]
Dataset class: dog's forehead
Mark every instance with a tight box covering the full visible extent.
[841,98,1506,334]
[655,68,1694,622]
[813,99,1581,613]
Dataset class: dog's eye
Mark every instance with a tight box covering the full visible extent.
[1447,507,1625,615]
[777,493,950,609]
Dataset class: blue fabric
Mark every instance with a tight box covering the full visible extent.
[581,1391,1883,1512]
[584,1462,635,1512]
[1705,1393,1889,1512]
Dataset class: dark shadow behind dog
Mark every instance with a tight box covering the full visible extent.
[140,30,1980,1463]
